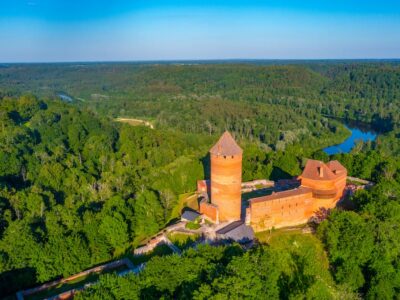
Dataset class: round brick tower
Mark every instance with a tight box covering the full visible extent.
[210,131,243,222]
[299,159,347,211]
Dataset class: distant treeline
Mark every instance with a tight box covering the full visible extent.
[0,62,399,137]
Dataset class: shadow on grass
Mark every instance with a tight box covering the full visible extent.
[127,244,174,265]
[167,233,200,250]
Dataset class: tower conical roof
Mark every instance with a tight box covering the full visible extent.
[210,131,243,156]
[300,159,337,180]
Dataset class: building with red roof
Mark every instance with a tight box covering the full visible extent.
[248,159,347,231]
[199,132,347,231]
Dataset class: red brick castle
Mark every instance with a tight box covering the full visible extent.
[199,131,347,232]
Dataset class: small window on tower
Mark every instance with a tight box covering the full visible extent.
[224,155,227,159]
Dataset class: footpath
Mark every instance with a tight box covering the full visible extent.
[16,221,196,300]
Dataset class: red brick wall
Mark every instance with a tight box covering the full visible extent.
[200,201,219,223]
[303,172,347,211]
[250,189,313,232]
[249,169,347,232]
[210,154,242,221]
[197,180,208,193]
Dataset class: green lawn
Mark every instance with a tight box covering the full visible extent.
[169,192,198,222]
[255,224,309,245]
[114,117,154,128]
[256,226,329,269]
[167,232,200,250]
[185,221,201,230]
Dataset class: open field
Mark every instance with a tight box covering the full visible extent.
[255,224,311,244]
[256,225,329,269]
[115,117,154,128]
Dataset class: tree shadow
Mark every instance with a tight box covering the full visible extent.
[270,167,292,181]
[77,201,103,217]
[0,267,37,297]
[169,233,199,250]
[371,114,393,132]
[200,153,211,180]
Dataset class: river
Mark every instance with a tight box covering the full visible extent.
[58,93,73,103]
[323,120,380,155]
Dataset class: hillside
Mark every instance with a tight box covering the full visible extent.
[0,62,400,298]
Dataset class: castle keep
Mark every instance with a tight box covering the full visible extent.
[209,131,243,221]
[199,131,347,231]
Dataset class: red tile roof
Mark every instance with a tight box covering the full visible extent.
[326,160,346,175]
[301,159,337,181]
[250,187,313,204]
[210,131,243,156]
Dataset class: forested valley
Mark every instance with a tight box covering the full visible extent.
[0,61,400,299]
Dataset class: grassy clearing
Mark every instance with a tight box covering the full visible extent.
[255,224,309,245]
[256,225,329,269]
[167,232,200,250]
[185,221,201,230]
[115,117,154,128]
[169,192,198,222]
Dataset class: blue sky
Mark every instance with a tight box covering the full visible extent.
[0,0,399,62]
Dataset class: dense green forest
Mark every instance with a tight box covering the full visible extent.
[0,96,210,295]
[1,62,399,139]
[0,95,338,296]
[78,127,400,299]
[0,62,400,298]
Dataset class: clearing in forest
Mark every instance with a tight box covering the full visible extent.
[115,117,154,129]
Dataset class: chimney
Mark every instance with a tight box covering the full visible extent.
[318,166,324,178]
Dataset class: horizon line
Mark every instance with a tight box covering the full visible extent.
[1,57,400,64]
